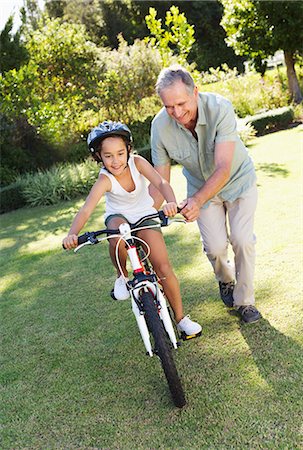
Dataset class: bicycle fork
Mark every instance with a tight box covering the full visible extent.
[131,285,178,357]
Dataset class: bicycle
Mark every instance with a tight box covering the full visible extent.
[67,210,201,408]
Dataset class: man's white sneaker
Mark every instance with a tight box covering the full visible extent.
[177,315,202,337]
[113,275,130,300]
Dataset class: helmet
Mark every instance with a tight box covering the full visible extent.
[87,121,132,162]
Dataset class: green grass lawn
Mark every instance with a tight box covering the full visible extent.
[1,125,302,449]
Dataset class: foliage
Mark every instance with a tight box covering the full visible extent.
[200,68,292,118]
[1,17,101,144]
[237,121,257,145]
[244,106,294,135]
[20,0,44,31]
[17,159,99,207]
[220,0,303,102]
[0,17,103,181]
[45,0,243,72]
[221,0,303,58]
[0,16,28,73]
[95,36,162,123]
[0,180,27,213]
[200,63,239,85]
[0,114,58,185]
[145,5,195,66]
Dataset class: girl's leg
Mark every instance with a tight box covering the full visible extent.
[107,216,129,277]
[137,229,184,323]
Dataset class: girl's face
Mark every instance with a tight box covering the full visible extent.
[98,136,128,176]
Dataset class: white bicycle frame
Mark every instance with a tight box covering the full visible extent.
[117,222,178,357]
[74,218,184,357]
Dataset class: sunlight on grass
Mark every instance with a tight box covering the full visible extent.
[19,235,64,255]
[1,127,302,448]
[0,273,22,292]
[0,238,16,250]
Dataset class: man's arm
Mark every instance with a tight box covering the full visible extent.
[148,163,171,210]
[180,141,235,221]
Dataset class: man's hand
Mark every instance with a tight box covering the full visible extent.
[179,197,201,222]
[163,202,178,217]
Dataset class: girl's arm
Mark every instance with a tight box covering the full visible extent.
[63,174,111,249]
[134,155,177,216]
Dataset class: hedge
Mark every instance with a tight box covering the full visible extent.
[245,107,294,135]
[0,181,27,214]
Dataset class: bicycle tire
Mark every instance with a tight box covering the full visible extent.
[141,291,186,408]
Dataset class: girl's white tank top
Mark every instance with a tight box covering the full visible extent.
[100,154,157,223]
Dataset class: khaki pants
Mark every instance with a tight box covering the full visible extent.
[196,184,258,307]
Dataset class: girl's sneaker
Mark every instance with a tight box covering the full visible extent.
[113,275,130,301]
[177,315,202,339]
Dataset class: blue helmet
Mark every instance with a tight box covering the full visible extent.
[87,121,132,162]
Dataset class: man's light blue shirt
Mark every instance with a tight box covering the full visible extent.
[151,92,256,206]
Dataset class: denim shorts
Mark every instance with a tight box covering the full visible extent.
[105,214,162,233]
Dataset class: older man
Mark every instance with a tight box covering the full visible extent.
[150,65,261,323]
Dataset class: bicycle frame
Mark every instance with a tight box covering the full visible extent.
[73,215,185,357]
[116,222,178,356]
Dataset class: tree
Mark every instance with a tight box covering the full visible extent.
[0,16,28,73]
[0,17,102,176]
[45,0,244,72]
[145,5,195,66]
[220,0,303,103]
[20,0,43,31]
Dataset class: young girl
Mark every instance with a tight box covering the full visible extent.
[63,121,201,336]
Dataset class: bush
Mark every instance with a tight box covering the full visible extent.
[245,107,294,135]
[0,113,60,186]
[0,159,100,213]
[200,68,291,118]
[20,160,100,207]
[96,37,162,123]
[237,120,257,145]
[0,180,27,213]
[130,116,153,148]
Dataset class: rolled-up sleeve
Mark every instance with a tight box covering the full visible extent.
[215,100,238,144]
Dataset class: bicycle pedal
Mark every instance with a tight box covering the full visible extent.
[180,331,202,341]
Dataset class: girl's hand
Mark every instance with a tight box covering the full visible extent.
[62,234,78,250]
[163,202,178,217]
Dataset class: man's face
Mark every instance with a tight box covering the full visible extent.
[159,79,198,129]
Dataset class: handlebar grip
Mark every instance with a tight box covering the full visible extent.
[177,203,187,214]
[62,232,90,250]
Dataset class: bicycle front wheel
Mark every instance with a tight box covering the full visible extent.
[141,291,186,408]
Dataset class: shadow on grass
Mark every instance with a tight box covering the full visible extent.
[240,319,303,443]
[255,163,290,178]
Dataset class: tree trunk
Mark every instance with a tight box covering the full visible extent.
[284,50,303,104]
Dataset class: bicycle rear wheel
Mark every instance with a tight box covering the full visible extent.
[141,291,186,408]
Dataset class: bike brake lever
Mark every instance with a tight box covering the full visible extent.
[74,236,98,253]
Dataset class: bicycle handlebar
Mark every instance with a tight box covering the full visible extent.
[63,209,186,250]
